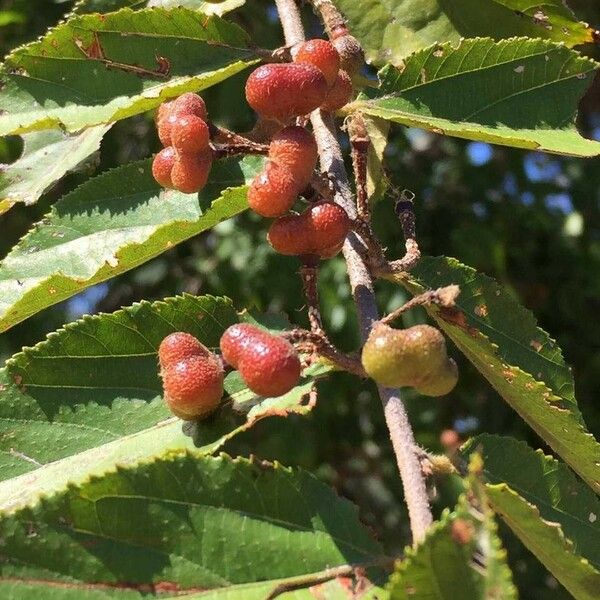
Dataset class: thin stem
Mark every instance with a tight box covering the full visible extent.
[380,285,460,326]
[274,0,433,545]
[299,263,325,334]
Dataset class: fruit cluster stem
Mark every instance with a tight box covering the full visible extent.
[274,0,433,545]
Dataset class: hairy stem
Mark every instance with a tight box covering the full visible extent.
[274,0,433,544]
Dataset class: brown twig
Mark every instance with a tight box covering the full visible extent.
[308,0,348,39]
[384,190,421,274]
[210,125,269,157]
[283,328,366,377]
[273,0,434,544]
[299,261,325,334]
[380,285,460,326]
[348,114,370,221]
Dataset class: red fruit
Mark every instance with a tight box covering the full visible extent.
[294,39,340,87]
[220,323,264,368]
[321,70,353,112]
[171,150,213,194]
[238,336,301,397]
[269,126,318,188]
[247,162,299,217]
[158,332,208,371]
[152,146,176,188]
[156,93,208,145]
[162,355,224,420]
[245,63,328,121]
[171,115,210,154]
[267,201,351,258]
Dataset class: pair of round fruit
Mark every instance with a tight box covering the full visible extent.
[158,325,301,420]
[361,323,458,396]
[152,92,213,194]
[245,38,353,122]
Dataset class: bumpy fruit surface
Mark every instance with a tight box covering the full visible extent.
[245,63,328,121]
[171,115,210,154]
[162,355,224,420]
[157,93,208,145]
[321,70,353,112]
[361,323,458,396]
[171,150,213,193]
[220,323,301,397]
[332,33,364,75]
[158,331,208,370]
[267,201,350,258]
[247,162,299,217]
[152,147,176,189]
[269,126,318,187]
[294,39,340,86]
[220,323,261,368]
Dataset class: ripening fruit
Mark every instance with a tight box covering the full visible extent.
[220,323,301,397]
[158,331,208,371]
[294,39,340,86]
[332,33,364,76]
[220,323,261,368]
[247,162,299,217]
[171,115,210,154]
[152,146,176,188]
[162,355,224,420]
[171,150,213,194]
[245,63,328,121]
[269,126,318,188]
[361,323,458,396]
[267,201,350,258]
[321,70,353,112]
[156,93,208,146]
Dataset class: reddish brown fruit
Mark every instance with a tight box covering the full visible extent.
[267,201,351,258]
[245,63,328,121]
[162,355,224,420]
[247,162,299,217]
[152,147,176,188]
[332,34,364,75]
[294,39,340,86]
[156,93,208,145]
[220,323,264,368]
[321,70,353,112]
[238,336,301,397]
[269,126,318,188]
[171,115,210,154]
[157,113,179,147]
[158,332,208,370]
[171,150,213,194]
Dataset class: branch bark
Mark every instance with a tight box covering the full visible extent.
[274,0,433,544]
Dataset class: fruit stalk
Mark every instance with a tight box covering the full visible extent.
[275,0,433,544]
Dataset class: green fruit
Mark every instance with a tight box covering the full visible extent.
[415,358,459,397]
[361,323,455,393]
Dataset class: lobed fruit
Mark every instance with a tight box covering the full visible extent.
[332,34,364,75]
[162,355,224,420]
[220,323,301,397]
[245,63,328,121]
[269,126,318,188]
[267,201,351,258]
[361,323,458,396]
[171,115,210,154]
[294,39,340,86]
[171,149,213,194]
[152,147,176,189]
[247,162,300,217]
[321,70,353,112]
[156,93,208,146]
[158,331,208,371]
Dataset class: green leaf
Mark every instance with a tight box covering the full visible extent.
[0,8,257,136]
[352,38,600,157]
[0,125,109,215]
[364,115,390,201]
[0,453,384,594]
[461,434,600,599]
[0,154,263,333]
[392,256,600,493]
[334,0,594,65]
[73,0,245,15]
[388,492,516,599]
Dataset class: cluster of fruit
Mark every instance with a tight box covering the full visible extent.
[158,325,301,420]
[245,38,353,121]
[152,93,213,193]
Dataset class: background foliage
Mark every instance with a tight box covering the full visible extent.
[1,1,599,598]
